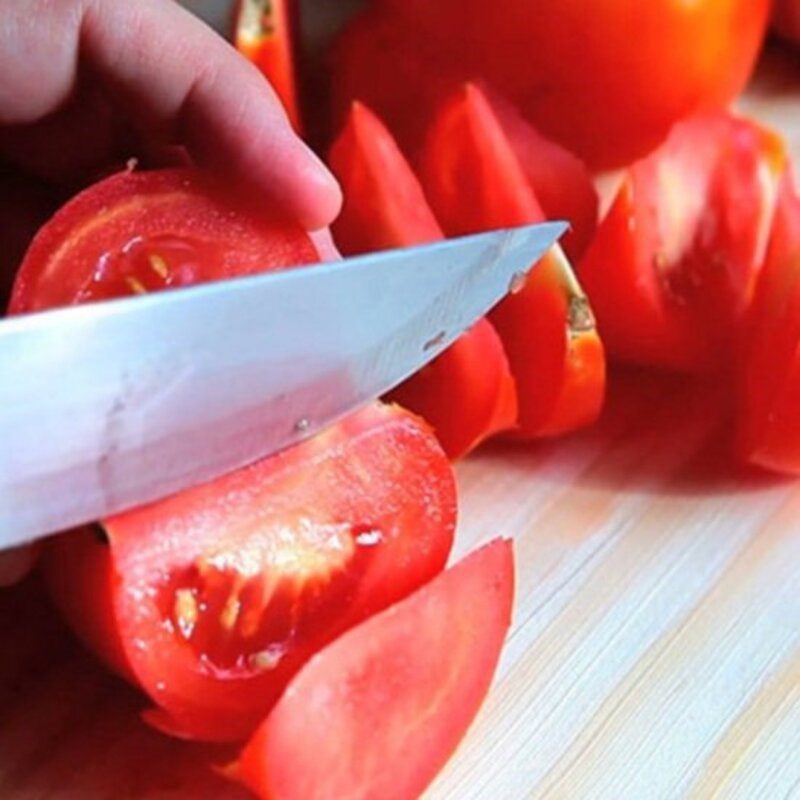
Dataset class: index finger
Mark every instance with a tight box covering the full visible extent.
[80,0,341,230]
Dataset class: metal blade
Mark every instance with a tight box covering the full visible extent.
[0,222,566,546]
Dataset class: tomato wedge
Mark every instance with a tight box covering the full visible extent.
[328,101,517,458]
[44,403,456,741]
[579,112,788,373]
[9,168,317,313]
[232,538,514,800]
[737,174,800,474]
[233,0,303,132]
[418,84,606,438]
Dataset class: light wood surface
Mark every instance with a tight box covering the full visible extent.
[2,11,800,800]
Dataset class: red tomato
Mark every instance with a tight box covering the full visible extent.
[737,174,800,473]
[9,168,317,314]
[233,0,303,132]
[332,0,769,168]
[328,12,598,258]
[579,113,788,373]
[328,101,517,458]
[419,84,606,438]
[232,538,514,800]
[44,403,456,742]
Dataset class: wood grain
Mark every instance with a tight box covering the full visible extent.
[2,13,800,800]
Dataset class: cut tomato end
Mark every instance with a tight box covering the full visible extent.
[9,168,316,314]
[233,538,514,800]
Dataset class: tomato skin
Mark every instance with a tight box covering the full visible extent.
[328,101,518,458]
[578,113,788,373]
[233,0,303,132]
[45,403,456,742]
[333,0,769,168]
[419,84,606,438]
[234,538,514,800]
[9,168,317,313]
[737,174,800,474]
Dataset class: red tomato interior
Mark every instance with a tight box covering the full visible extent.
[234,538,514,800]
[579,112,787,373]
[9,168,317,313]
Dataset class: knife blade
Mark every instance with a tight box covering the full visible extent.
[0,222,566,547]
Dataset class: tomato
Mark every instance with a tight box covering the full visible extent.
[419,84,606,438]
[44,403,456,742]
[232,538,514,800]
[331,0,769,168]
[578,113,788,373]
[328,101,517,458]
[773,0,800,45]
[737,174,800,473]
[233,0,303,132]
[9,168,317,314]
[328,12,598,259]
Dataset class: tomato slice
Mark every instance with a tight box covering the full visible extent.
[233,0,303,132]
[737,174,800,474]
[9,168,317,313]
[44,403,456,741]
[578,112,788,373]
[328,101,517,458]
[418,84,606,438]
[232,538,514,800]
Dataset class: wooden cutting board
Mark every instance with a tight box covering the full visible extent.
[2,13,800,800]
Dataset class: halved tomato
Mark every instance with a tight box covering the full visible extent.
[9,168,317,313]
[19,166,457,741]
[578,112,788,373]
[233,0,303,132]
[418,84,606,438]
[44,403,456,742]
[737,173,800,474]
[232,538,514,800]
[328,101,517,458]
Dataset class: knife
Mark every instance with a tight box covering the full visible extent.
[0,222,566,547]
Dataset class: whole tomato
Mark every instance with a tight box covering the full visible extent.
[331,0,770,168]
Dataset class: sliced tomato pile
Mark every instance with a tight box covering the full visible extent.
[328,100,517,459]
[578,112,788,373]
[418,84,606,439]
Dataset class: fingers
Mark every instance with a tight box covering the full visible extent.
[80,0,341,229]
[0,0,341,230]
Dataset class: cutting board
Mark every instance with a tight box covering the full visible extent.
[2,12,800,799]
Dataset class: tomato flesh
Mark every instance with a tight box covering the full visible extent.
[328,100,517,458]
[233,538,514,800]
[45,403,456,742]
[9,168,317,313]
[418,84,606,438]
[579,113,788,373]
